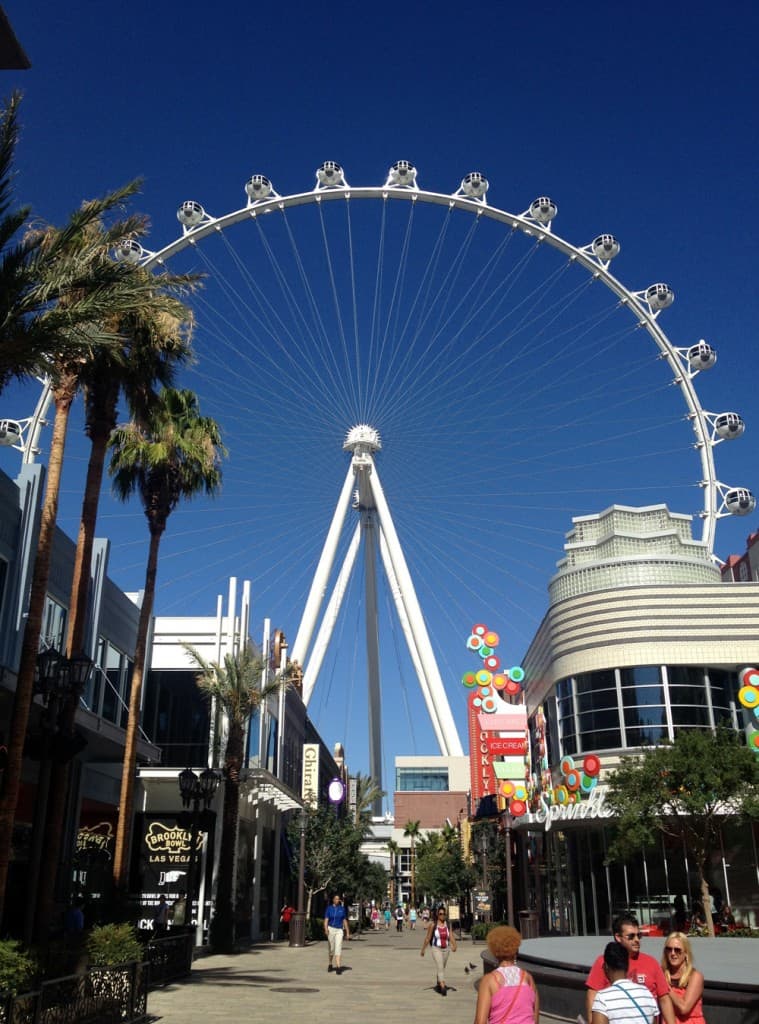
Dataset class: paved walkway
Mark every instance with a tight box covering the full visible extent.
[146,927,559,1023]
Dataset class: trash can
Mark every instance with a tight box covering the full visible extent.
[289,911,306,947]
[518,910,539,939]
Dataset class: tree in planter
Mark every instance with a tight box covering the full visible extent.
[183,643,283,952]
[109,389,226,893]
[604,726,759,937]
[287,806,364,925]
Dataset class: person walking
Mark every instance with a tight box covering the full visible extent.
[395,904,405,931]
[585,914,674,1024]
[384,905,391,930]
[660,933,706,1023]
[152,895,170,936]
[421,904,457,995]
[409,906,417,930]
[591,943,657,1024]
[473,925,539,1024]
[324,894,350,975]
[280,902,294,940]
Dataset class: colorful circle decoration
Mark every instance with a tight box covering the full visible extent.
[484,654,500,671]
[462,671,478,687]
[554,785,569,805]
[475,669,492,687]
[467,634,482,651]
[509,666,525,683]
[565,769,582,792]
[499,780,516,798]
[750,732,759,751]
[484,631,500,648]
[559,755,575,776]
[580,774,598,794]
[492,673,508,690]
[739,685,759,709]
[505,679,521,696]
[739,667,759,688]
[510,799,527,817]
[472,624,487,637]
[583,754,601,777]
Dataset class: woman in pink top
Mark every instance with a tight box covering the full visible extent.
[661,933,707,1023]
[474,926,539,1024]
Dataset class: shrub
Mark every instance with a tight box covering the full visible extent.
[0,940,37,996]
[86,923,142,967]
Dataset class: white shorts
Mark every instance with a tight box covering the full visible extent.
[327,926,344,958]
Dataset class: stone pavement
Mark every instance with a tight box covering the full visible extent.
[146,926,562,1023]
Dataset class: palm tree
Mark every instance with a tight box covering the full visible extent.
[387,839,399,905]
[183,643,282,951]
[108,388,226,890]
[403,819,421,906]
[0,181,188,928]
[352,772,386,825]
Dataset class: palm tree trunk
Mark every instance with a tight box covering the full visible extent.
[0,379,76,928]
[211,721,243,950]
[112,523,164,889]
[66,420,112,657]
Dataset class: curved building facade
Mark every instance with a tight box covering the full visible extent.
[517,506,759,936]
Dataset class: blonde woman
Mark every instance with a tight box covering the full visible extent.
[661,933,706,1023]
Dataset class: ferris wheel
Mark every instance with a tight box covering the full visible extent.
[4,160,752,794]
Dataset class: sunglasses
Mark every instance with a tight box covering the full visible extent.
[665,947,684,953]
[621,932,641,939]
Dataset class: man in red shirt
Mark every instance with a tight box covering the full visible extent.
[585,915,674,1024]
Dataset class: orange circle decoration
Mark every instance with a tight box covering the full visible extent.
[472,624,487,637]
[565,770,581,792]
[749,731,759,750]
[499,781,516,798]
[510,799,527,817]
[492,673,508,690]
[475,670,492,687]
[467,634,482,650]
[738,686,759,709]
[462,671,478,688]
[583,754,601,777]
[484,655,501,671]
[483,631,500,648]
[559,756,575,776]
[481,694,498,713]
[739,667,759,688]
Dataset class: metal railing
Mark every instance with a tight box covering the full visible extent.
[1,961,148,1024]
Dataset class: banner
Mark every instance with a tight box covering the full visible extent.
[302,743,320,808]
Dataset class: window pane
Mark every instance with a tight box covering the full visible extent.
[580,728,622,751]
[707,668,734,710]
[622,685,663,707]
[668,684,708,706]
[557,678,573,700]
[625,725,667,746]
[577,689,618,713]
[575,670,616,695]
[624,703,666,728]
[671,705,711,727]
[578,708,620,732]
[620,666,661,687]
[668,666,704,687]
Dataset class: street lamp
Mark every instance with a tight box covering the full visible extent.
[25,648,94,943]
[500,810,515,928]
[289,809,307,948]
[178,767,221,938]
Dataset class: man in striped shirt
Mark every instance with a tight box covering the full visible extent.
[591,943,657,1024]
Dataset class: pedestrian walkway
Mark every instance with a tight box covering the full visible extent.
[146,926,558,1023]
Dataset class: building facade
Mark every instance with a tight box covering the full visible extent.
[512,505,759,935]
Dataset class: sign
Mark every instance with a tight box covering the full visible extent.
[137,813,215,894]
[526,786,615,832]
[467,690,498,801]
[328,777,345,804]
[486,737,526,756]
[302,743,320,808]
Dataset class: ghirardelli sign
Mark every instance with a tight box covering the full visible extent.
[77,821,113,859]
[302,743,320,808]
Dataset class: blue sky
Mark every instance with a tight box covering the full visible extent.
[2,2,758,805]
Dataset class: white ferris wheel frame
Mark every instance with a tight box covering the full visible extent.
[5,169,749,783]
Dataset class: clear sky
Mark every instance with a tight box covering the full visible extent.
[2,2,758,808]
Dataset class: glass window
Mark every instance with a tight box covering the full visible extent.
[622,685,664,708]
[670,705,711,727]
[668,685,708,707]
[395,768,449,791]
[707,668,734,711]
[624,702,666,728]
[620,666,661,687]
[0,558,7,617]
[577,688,618,713]
[575,670,616,694]
[578,708,620,732]
[579,727,622,751]
[668,666,705,687]
[41,596,67,651]
[625,725,667,746]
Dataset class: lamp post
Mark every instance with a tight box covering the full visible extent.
[289,809,307,947]
[501,810,515,928]
[24,648,93,944]
[178,767,221,944]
